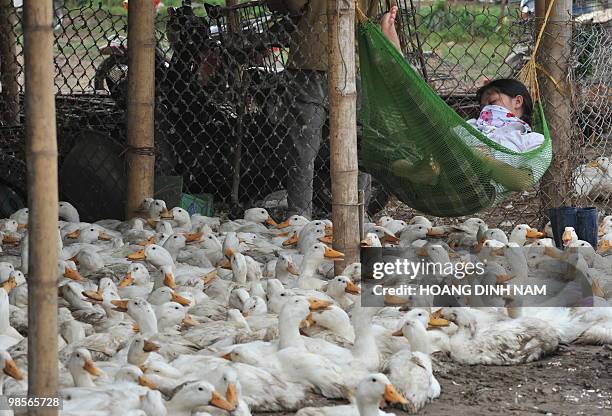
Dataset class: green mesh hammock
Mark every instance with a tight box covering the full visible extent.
[357,19,552,217]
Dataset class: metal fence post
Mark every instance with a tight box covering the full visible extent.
[0,0,20,126]
[24,1,59,414]
[328,0,360,274]
[536,0,573,215]
[125,0,156,219]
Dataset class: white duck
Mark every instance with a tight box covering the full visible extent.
[440,308,559,365]
[388,315,441,413]
[295,373,409,416]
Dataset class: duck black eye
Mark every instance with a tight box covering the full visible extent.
[152,247,156,250]
[418,313,422,316]
[198,386,203,391]
[371,378,376,382]
[280,293,285,297]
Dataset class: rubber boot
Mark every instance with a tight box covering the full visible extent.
[548,206,577,248]
[576,207,598,248]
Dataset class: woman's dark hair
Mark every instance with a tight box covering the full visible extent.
[476,78,534,125]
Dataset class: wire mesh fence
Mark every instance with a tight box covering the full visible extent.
[0,0,610,229]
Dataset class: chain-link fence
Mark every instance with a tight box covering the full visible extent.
[0,0,610,228]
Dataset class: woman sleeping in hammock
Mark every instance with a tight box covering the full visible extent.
[380,7,545,191]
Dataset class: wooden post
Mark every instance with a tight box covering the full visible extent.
[536,0,573,213]
[0,0,20,126]
[226,0,244,206]
[24,1,59,415]
[328,0,360,274]
[125,0,155,219]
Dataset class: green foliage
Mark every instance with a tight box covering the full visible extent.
[417,1,510,43]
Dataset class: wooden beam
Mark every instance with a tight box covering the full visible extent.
[125,0,156,219]
[24,0,59,414]
[327,0,360,273]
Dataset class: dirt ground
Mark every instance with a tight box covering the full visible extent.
[256,345,612,416]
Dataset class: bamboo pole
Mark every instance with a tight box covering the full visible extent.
[125,0,156,219]
[536,0,573,213]
[0,0,20,126]
[24,1,59,415]
[327,0,360,273]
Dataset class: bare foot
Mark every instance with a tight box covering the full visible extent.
[380,6,402,52]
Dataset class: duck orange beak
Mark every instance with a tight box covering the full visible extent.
[202,270,218,285]
[383,383,409,405]
[287,261,299,275]
[221,353,232,361]
[159,209,173,220]
[226,383,238,406]
[171,292,191,306]
[16,223,27,230]
[323,247,344,259]
[143,340,160,352]
[526,228,544,238]
[64,266,83,281]
[136,236,156,247]
[3,359,22,380]
[119,272,134,287]
[128,250,146,260]
[111,299,129,312]
[496,274,513,284]
[360,237,373,247]
[382,233,400,244]
[163,273,176,289]
[82,290,104,302]
[431,308,443,319]
[142,340,160,352]
[83,359,102,377]
[415,247,428,257]
[302,313,316,328]
[317,235,333,244]
[426,227,446,237]
[587,160,599,168]
[0,276,16,293]
[138,375,157,390]
[66,230,80,239]
[282,233,299,247]
[596,240,611,254]
[562,230,573,246]
[181,314,198,327]
[275,219,290,229]
[133,323,140,333]
[184,232,203,243]
[210,390,235,411]
[265,216,278,226]
[345,279,361,295]
[98,231,113,241]
[308,298,332,311]
[591,280,605,298]
[391,328,404,336]
[217,258,232,269]
[428,315,450,328]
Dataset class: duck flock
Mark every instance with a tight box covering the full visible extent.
[0,198,611,415]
